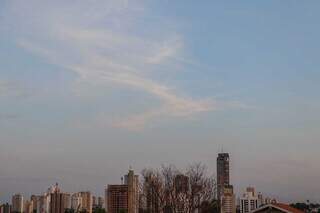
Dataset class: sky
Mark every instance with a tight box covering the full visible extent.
[0,0,320,203]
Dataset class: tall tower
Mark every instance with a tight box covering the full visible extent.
[125,169,139,213]
[217,153,235,213]
[217,153,230,200]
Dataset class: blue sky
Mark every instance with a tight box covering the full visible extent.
[0,0,320,203]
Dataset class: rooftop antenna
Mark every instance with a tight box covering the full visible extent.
[219,145,224,154]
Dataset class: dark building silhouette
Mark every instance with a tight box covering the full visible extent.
[217,153,230,200]
[144,174,160,213]
[174,174,189,194]
[0,203,11,213]
[49,184,70,213]
[107,185,128,213]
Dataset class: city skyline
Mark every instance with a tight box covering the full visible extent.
[0,159,308,204]
[0,158,312,213]
[0,153,318,213]
[0,158,277,213]
[1,0,320,204]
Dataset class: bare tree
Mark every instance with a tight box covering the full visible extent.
[140,163,217,213]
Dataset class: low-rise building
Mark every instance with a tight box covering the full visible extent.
[252,203,303,213]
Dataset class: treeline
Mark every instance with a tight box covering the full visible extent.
[65,163,219,213]
[139,163,219,213]
[290,203,320,213]
[65,207,106,213]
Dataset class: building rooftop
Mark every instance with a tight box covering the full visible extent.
[252,203,304,213]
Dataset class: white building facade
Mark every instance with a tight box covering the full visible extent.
[240,187,259,213]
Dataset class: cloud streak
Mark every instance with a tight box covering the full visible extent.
[3,0,234,130]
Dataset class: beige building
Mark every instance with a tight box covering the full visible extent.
[30,195,38,213]
[220,185,236,213]
[12,194,24,213]
[125,169,139,213]
[79,192,92,213]
[24,200,34,213]
[71,193,82,211]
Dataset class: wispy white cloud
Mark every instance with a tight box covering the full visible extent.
[4,0,238,130]
[145,37,183,65]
